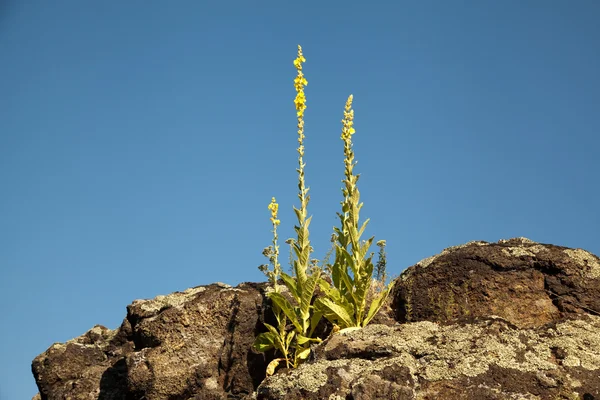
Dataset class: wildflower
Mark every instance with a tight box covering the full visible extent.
[340,95,355,141]
[268,198,280,225]
[293,55,306,69]
[293,45,308,118]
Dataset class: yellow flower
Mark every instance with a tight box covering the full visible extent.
[293,48,306,69]
[293,46,307,114]
[268,198,279,221]
[340,95,355,140]
[294,92,306,106]
[294,76,308,87]
[294,75,308,93]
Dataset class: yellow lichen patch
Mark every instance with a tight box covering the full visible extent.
[263,358,358,395]
[261,317,600,397]
[498,237,537,245]
[551,318,600,369]
[342,317,600,379]
[416,241,488,269]
[88,326,108,336]
[55,325,120,351]
[563,248,600,279]
[501,244,548,258]
[133,286,207,314]
[415,238,553,270]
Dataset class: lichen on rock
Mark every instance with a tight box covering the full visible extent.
[31,239,600,400]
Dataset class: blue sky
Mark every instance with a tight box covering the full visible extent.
[1,1,599,398]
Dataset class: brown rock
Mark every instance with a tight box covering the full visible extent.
[125,282,266,399]
[33,282,269,400]
[32,319,134,400]
[257,316,600,399]
[392,237,600,328]
[32,238,600,400]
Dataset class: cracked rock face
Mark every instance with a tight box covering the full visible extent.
[32,238,600,400]
[32,283,269,400]
[256,238,600,399]
[257,317,600,399]
[393,237,600,328]
[125,282,267,400]
[32,320,134,400]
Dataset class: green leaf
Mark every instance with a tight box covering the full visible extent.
[292,206,303,223]
[317,277,332,295]
[363,281,394,327]
[262,323,286,353]
[320,277,354,321]
[253,332,276,352]
[319,280,340,306]
[308,305,323,338]
[316,297,355,328]
[262,322,279,336]
[340,248,357,277]
[268,292,302,332]
[292,245,302,262]
[280,272,299,301]
[359,237,375,261]
[331,251,344,289]
[299,270,320,332]
[296,347,311,361]
[353,261,374,316]
[304,215,312,229]
[357,218,370,239]
[297,334,322,345]
[337,265,358,307]
[285,330,296,349]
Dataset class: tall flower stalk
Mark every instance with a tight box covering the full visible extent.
[259,198,281,288]
[254,46,323,373]
[256,198,293,370]
[291,45,313,282]
[375,239,388,285]
[255,45,392,378]
[316,96,394,330]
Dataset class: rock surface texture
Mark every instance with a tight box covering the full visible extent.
[32,283,269,400]
[32,238,600,399]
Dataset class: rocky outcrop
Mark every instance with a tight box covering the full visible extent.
[392,237,600,327]
[32,238,600,399]
[256,316,600,399]
[32,283,270,400]
[32,320,134,400]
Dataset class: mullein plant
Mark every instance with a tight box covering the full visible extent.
[255,45,394,375]
[254,46,323,374]
[256,198,294,371]
[375,239,388,285]
[315,96,395,331]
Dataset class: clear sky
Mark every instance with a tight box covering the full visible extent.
[1,1,599,398]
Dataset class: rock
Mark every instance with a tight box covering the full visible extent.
[256,317,600,399]
[256,238,600,399]
[32,319,134,400]
[32,282,269,400]
[32,238,600,399]
[124,282,266,399]
[392,237,600,328]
